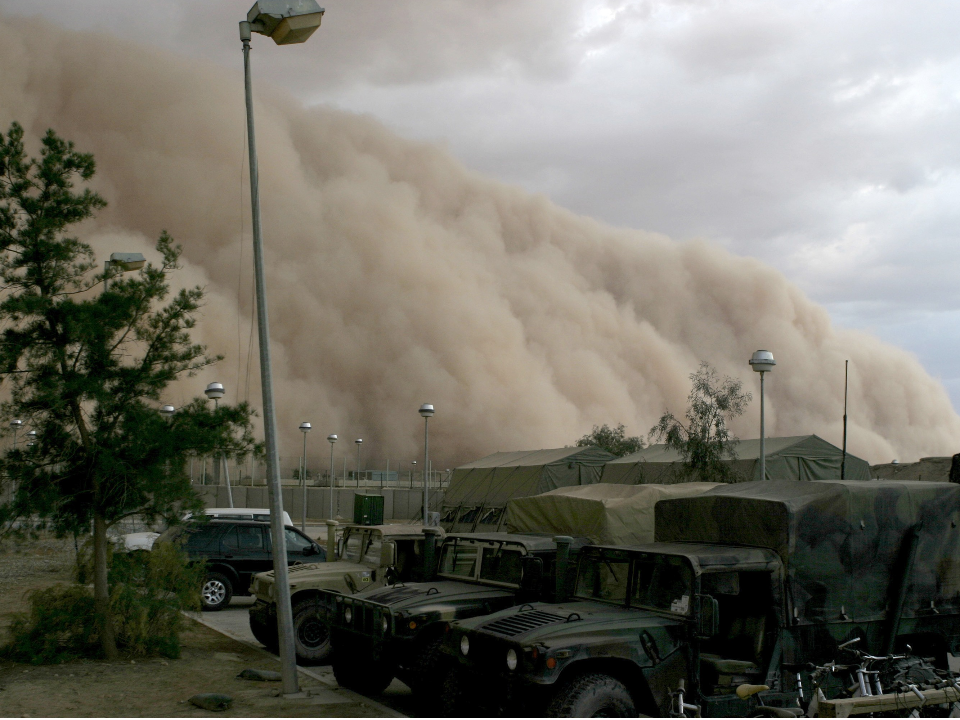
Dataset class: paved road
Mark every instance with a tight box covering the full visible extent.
[199,597,419,718]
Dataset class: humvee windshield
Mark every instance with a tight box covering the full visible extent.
[341,529,380,563]
[438,540,525,587]
[575,549,630,604]
[631,553,694,616]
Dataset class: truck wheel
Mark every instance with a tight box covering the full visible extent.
[547,673,637,718]
[201,572,233,611]
[292,599,331,664]
[406,635,444,694]
[249,611,279,652]
[440,667,467,716]
[333,650,394,694]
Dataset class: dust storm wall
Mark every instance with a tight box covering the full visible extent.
[0,15,956,468]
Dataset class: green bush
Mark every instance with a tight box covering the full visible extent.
[2,544,204,663]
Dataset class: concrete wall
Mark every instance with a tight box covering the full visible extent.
[192,483,442,522]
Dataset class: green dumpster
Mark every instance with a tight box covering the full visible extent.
[354,493,384,525]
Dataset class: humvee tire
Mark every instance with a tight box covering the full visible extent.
[201,572,233,611]
[332,650,394,694]
[546,673,637,718]
[292,599,331,664]
[249,612,278,652]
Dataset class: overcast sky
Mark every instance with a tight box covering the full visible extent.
[5,0,960,409]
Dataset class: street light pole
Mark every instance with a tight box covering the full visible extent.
[205,382,232,508]
[299,422,311,532]
[749,350,776,481]
[355,439,362,488]
[419,404,434,525]
[327,434,337,520]
[239,2,324,695]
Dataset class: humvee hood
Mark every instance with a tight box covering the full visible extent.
[257,560,372,584]
[362,580,517,610]
[466,601,679,644]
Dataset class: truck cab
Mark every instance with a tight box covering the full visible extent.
[248,523,440,663]
[327,532,585,699]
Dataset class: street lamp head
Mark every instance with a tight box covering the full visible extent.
[204,382,226,400]
[108,252,146,272]
[245,0,324,45]
[749,350,776,373]
[411,460,417,465]
[159,404,176,418]
[9,419,22,430]
[355,438,363,445]
[26,431,36,440]
[419,403,435,418]
[299,422,312,433]
[327,433,337,444]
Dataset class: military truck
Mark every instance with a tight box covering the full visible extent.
[248,523,438,663]
[442,481,960,717]
[327,532,587,699]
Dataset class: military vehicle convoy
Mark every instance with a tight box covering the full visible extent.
[441,481,960,717]
[326,532,588,700]
[247,523,437,663]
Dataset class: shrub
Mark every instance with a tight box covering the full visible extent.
[3,544,204,663]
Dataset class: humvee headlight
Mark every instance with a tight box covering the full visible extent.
[506,648,518,671]
[381,616,389,633]
[344,607,353,623]
[460,636,470,656]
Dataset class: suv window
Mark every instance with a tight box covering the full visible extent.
[284,528,312,553]
[183,524,221,551]
[221,525,266,551]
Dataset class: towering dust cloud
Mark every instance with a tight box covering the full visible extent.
[0,15,957,467]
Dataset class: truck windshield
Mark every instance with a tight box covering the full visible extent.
[575,550,630,604]
[438,542,479,578]
[631,554,694,616]
[478,545,524,586]
[342,531,364,562]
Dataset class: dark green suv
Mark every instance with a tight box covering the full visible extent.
[327,532,585,700]
[443,481,960,717]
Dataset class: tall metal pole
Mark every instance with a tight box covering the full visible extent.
[841,360,849,480]
[327,435,337,521]
[423,416,430,524]
[301,430,308,532]
[240,24,298,696]
[759,372,766,482]
[355,440,362,488]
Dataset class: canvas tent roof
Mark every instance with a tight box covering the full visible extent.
[601,434,870,484]
[655,480,960,625]
[444,446,615,509]
[505,482,720,545]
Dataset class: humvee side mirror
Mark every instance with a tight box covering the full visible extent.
[520,556,544,593]
[696,594,720,638]
[381,540,397,568]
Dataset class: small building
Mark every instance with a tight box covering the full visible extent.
[601,434,871,485]
[441,446,616,532]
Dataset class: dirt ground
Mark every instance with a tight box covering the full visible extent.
[0,536,386,718]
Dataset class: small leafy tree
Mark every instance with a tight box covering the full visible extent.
[576,423,645,457]
[0,122,257,659]
[649,362,751,482]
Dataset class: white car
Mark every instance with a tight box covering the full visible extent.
[117,508,295,552]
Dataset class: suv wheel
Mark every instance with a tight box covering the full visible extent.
[292,599,332,664]
[202,572,233,611]
[547,673,637,718]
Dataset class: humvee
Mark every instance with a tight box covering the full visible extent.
[327,532,586,698]
[443,481,960,717]
[248,523,439,663]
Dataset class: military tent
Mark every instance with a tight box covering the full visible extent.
[601,434,870,485]
[441,446,615,532]
[505,482,719,545]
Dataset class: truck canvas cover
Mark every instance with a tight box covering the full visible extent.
[505,482,719,545]
[655,480,960,625]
